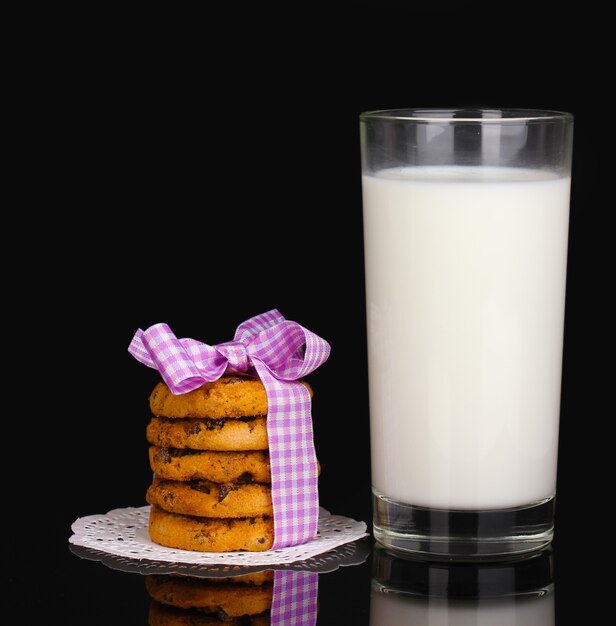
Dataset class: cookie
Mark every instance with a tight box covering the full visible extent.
[148,506,274,552]
[150,376,312,419]
[149,447,272,483]
[148,602,269,626]
[147,417,268,451]
[145,574,273,615]
[146,480,273,518]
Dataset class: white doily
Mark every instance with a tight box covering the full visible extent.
[69,506,368,566]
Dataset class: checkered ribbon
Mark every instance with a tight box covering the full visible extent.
[272,570,318,625]
[128,309,330,549]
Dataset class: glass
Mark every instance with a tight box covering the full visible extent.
[360,108,573,559]
[371,544,554,624]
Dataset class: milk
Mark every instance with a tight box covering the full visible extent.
[362,166,570,510]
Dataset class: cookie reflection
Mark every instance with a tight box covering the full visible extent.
[370,545,554,625]
[146,569,319,625]
[146,571,273,625]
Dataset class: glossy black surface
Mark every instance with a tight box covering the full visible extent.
[26,4,611,624]
[51,533,601,623]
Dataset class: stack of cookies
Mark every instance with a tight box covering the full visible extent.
[145,375,312,552]
[146,571,273,625]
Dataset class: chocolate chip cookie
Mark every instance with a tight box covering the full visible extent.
[150,375,312,419]
[149,447,272,483]
[148,506,274,552]
[146,479,273,518]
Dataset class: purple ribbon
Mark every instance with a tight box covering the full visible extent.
[128,309,330,549]
[273,570,318,625]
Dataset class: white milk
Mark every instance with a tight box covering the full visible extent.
[362,166,570,510]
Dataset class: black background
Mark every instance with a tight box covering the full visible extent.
[26,4,612,622]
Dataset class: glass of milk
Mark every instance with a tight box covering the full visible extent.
[360,109,573,559]
[370,543,554,625]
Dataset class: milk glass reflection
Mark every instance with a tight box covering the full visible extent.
[370,544,554,626]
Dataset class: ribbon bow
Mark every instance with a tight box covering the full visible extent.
[129,309,330,549]
[128,309,330,395]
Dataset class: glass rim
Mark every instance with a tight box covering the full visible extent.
[360,108,574,123]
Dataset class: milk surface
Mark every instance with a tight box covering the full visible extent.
[362,166,570,509]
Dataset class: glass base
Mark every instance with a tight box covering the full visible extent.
[372,490,554,561]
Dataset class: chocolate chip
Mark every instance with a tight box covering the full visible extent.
[236,472,253,484]
[205,418,226,431]
[257,537,266,544]
[218,483,238,502]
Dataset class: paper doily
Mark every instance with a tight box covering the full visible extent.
[69,537,371,577]
[69,506,368,566]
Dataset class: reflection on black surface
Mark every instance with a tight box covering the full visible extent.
[370,545,554,625]
[145,571,274,624]
[68,537,372,624]
[145,569,323,625]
